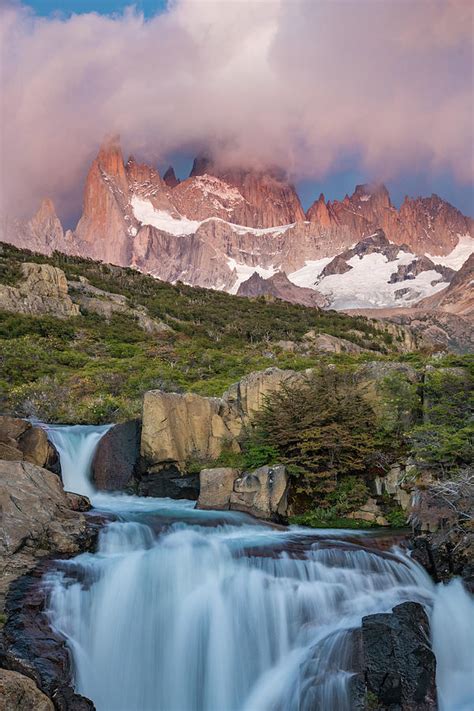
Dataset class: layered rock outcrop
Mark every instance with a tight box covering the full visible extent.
[237,271,329,308]
[0,262,80,318]
[68,276,172,334]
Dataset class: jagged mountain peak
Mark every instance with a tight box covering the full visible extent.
[163,166,180,188]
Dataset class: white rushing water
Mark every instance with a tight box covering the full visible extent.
[43,425,474,711]
[45,423,112,497]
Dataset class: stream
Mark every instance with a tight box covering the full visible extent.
[42,424,474,711]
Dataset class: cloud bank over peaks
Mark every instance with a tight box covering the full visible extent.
[0,0,472,219]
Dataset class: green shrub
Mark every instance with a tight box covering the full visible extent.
[289,509,375,529]
[386,507,407,528]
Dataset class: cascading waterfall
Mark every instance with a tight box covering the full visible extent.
[44,423,112,497]
[44,424,474,711]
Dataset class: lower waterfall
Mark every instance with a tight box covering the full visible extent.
[43,425,474,711]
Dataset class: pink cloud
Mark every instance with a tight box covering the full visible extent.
[0,0,472,219]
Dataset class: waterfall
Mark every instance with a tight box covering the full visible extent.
[43,428,474,711]
[45,423,112,497]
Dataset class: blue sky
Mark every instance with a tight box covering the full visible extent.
[25,0,167,17]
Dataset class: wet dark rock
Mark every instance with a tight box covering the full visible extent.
[361,601,437,710]
[92,420,140,491]
[138,465,199,499]
[0,560,95,710]
[411,532,474,592]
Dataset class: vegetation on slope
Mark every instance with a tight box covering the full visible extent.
[0,242,424,423]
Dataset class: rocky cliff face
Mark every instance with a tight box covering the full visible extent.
[74,135,135,265]
[140,368,303,472]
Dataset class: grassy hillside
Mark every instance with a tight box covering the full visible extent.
[0,242,467,424]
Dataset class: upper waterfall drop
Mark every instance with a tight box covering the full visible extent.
[45,424,112,497]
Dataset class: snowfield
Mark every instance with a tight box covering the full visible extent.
[288,250,450,309]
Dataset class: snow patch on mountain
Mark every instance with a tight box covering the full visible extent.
[132,196,295,238]
[288,250,450,309]
[427,234,474,270]
[193,175,245,204]
[287,258,333,288]
[131,197,201,236]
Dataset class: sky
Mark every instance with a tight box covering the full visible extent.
[1,0,473,222]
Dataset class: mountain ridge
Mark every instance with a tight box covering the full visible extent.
[1,136,472,313]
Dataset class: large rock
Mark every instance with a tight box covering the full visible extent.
[0,669,54,711]
[361,601,437,710]
[0,460,91,611]
[196,468,239,510]
[0,416,59,472]
[140,368,303,473]
[0,263,80,319]
[92,420,140,490]
[230,465,289,521]
[141,391,235,468]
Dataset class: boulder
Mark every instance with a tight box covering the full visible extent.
[0,417,29,441]
[141,391,236,468]
[0,669,54,711]
[0,263,80,319]
[303,331,365,354]
[92,420,140,490]
[0,416,59,472]
[230,465,289,521]
[361,601,437,710]
[197,468,239,510]
[68,277,172,335]
[0,460,92,611]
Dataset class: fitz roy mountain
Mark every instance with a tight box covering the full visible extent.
[3,135,473,312]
